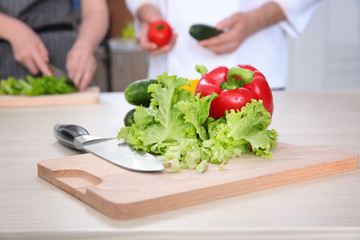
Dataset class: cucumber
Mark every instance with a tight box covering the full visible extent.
[124,79,158,107]
[124,108,136,126]
[189,24,223,40]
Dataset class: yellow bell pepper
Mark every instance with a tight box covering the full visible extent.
[182,79,199,93]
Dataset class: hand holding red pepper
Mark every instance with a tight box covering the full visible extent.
[195,64,274,119]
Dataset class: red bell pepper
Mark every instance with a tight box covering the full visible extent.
[195,64,274,119]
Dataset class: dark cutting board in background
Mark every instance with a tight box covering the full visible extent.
[37,143,359,220]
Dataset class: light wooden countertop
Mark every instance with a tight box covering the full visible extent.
[1,90,359,240]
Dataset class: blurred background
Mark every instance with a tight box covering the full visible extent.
[90,0,360,91]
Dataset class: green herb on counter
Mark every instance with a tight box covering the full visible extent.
[0,76,77,96]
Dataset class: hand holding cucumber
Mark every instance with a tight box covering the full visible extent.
[189,14,251,55]
[194,3,286,55]
[195,12,254,54]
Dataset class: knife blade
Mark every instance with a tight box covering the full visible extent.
[54,124,164,172]
[48,64,78,90]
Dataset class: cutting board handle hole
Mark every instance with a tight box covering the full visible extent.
[53,169,102,189]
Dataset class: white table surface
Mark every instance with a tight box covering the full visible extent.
[1,90,359,240]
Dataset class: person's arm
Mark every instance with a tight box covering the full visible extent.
[0,13,52,76]
[66,0,109,91]
[199,1,286,54]
[200,0,322,54]
[274,0,322,37]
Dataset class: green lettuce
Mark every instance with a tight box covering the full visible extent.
[118,73,278,173]
[0,75,77,96]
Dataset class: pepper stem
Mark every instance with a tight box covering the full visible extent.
[196,64,208,77]
[220,67,254,90]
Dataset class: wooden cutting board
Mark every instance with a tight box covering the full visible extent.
[0,86,99,108]
[37,143,359,220]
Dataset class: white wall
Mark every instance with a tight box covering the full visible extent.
[287,0,360,90]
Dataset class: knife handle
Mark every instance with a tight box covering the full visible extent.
[54,124,89,150]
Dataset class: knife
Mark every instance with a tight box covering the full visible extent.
[48,64,78,90]
[54,124,164,172]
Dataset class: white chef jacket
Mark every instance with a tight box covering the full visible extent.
[126,0,321,89]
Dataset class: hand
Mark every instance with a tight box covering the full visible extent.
[8,21,52,76]
[137,4,177,56]
[139,21,177,56]
[66,43,96,91]
[198,2,286,55]
[65,0,109,91]
[198,12,252,55]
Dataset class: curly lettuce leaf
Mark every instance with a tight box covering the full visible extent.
[174,92,217,141]
[207,100,278,161]
[119,73,195,154]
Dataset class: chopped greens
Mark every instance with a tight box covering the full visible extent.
[0,75,77,96]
